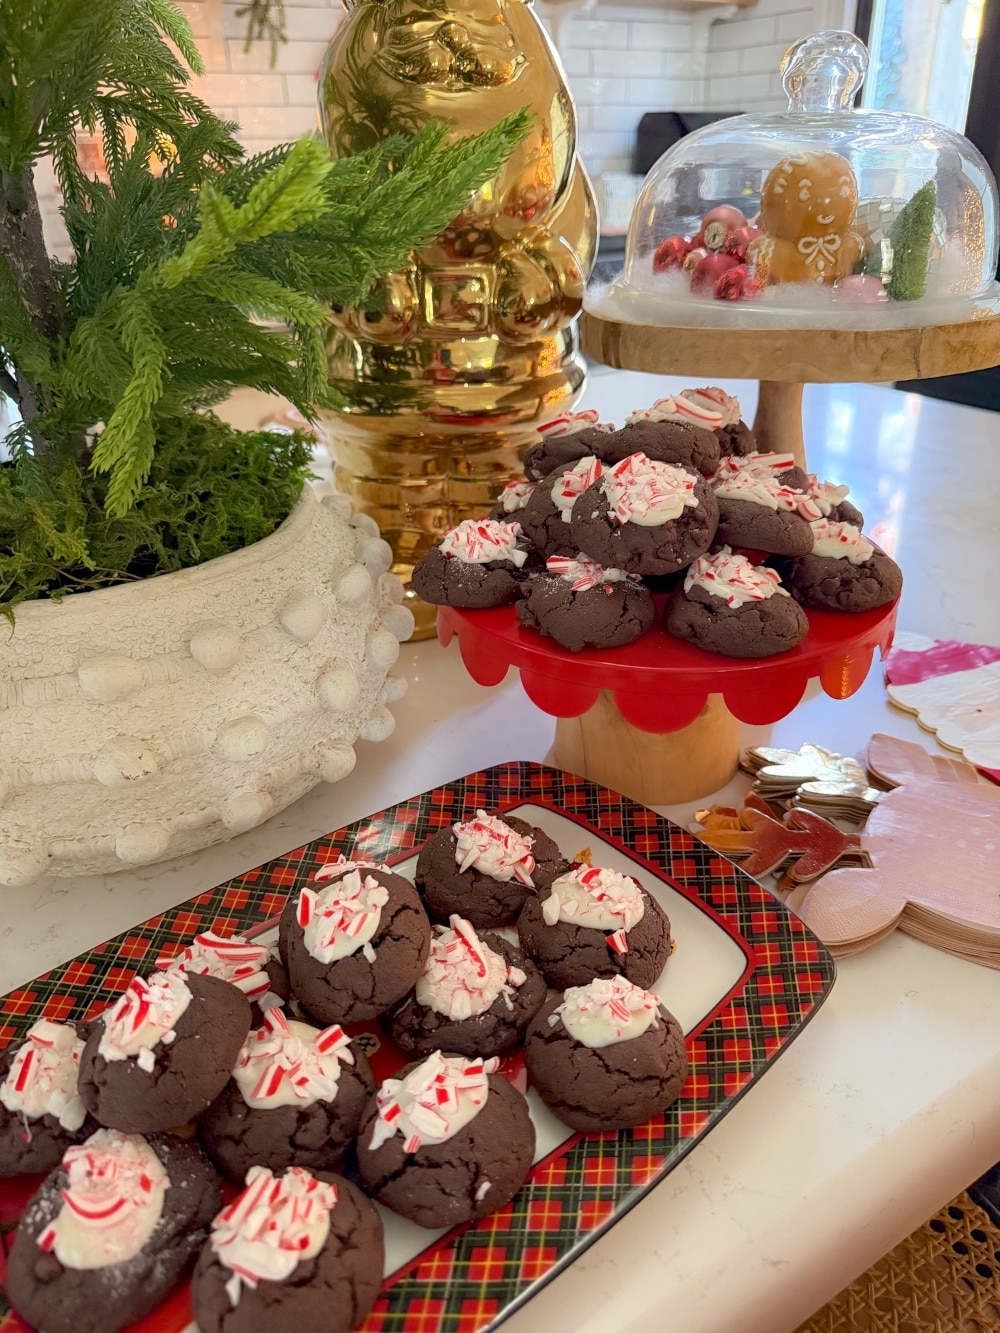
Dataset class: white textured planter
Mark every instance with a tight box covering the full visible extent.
[0,488,414,886]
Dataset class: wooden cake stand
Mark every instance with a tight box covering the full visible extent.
[437,598,898,805]
[581,309,1000,469]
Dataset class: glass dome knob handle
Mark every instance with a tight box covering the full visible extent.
[780,29,869,112]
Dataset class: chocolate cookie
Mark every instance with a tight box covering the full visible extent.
[828,498,864,527]
[805,476,864,530]
[517,865,672,991]
[0,1021,98,1177]
[198,1011,376,1182]
[5,1129,222,1333]
[519,458,602,558]
[781,547,902,612]
[191,1169,383,1333]
[522,420,617,480]
[517,556,655,652]
[571,455,718,577]
[717,418,756,457]
[280,866,431,1026]
[715,495,815,556]
[78,972,251,1135]
[675,388,751,461]
[387,919,547,1059]
[357,1053,535,1229]
[606,418,720,477]
[664,548,808,658]
[524,979,688,1131]
[415,811,565,928]
[410,519,536,609]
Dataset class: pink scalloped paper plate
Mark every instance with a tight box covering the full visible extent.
[437,597,899,733]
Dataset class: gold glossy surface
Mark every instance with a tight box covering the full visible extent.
[319,0,597,635]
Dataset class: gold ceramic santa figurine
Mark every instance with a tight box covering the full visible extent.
[319,0,598,634]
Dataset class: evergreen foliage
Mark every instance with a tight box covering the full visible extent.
[886,181,936,302]
[0,0,529,615]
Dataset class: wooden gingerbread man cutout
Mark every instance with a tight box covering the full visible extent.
[798,734,1000,956]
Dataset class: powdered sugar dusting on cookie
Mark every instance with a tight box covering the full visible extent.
[550,456,603,521]
[626,395,724,430]
[684,547,789,608]
[1,1020,86,1131]
[713,468,822,519]
[233,1009,355,1111]
[155,931,272,998]
[543,865,645,955]
[545,554,634,592]
[210,1165,338,1303]
[602,453,700,527]
[809,519,874,564]
[97,971,191,1072]
[453,811,535,886]
[297,869,389,966]
[369,1051,498,1153]
[415,915,523,1020]
[439,520,527,567]
[680,386,741,428]
[35,1130,168,1270]
[537,409,614,438]
[553,976,661,1049]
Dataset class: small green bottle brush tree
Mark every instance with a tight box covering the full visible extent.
[0,0,526,615]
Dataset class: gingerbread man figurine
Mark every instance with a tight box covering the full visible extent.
[750,151,864,286]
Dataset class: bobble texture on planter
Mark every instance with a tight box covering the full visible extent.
[0,489,409,886]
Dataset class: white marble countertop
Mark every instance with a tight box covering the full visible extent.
[3,370,1000,1332]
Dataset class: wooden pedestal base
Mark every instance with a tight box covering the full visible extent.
[753,381,806,469]
[551,691,740,806]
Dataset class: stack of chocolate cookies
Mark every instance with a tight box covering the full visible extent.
[412,387,901,659]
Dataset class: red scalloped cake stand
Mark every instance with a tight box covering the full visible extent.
[437,596,898,804]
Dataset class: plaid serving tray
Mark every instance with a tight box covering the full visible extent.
[0,762,836,1332]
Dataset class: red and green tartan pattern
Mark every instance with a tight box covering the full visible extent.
[0,763,835,1333]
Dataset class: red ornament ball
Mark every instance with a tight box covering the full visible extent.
[652,235,691,273]
[699,205,747,251]
[723,225,762,261]
[714,264,755,301]
[691,251,740,294]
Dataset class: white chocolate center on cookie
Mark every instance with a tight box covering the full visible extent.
[368,1051,498,1153]
[453,811,536,886]
[36,1130,168,1270]
[550,457,603,521]
[809,519,873,564]
[155,930,272,998]
[97,971,191,1073]
[553,976,661,1049]
[602,453,699,526]
[416,915,525,1020]
[684,547,789,608]
[297,868,388,965]
[234,1010,355,1110]
[1,1019,86,1131]
[626,395,723,430]
[439,519,527,566]
[543,865,645,955]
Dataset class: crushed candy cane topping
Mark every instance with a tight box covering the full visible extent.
[439,519,527,567]
[234,1009,355,1111]
[36,1130,168,1270]
[809,519,873,564]
[210,1165,338,1306]
[546,554,634,592]
[807,474,851,515]
[714,452,798,484]
[680,386,741,427]
[369,1051,498,1153]
[626,394,723,430]
[713,468,822,519]
[684,546,789,608]
[602,453,699,527]
[543,865,645,956]
[155,931,271,998]
[314,853,390,882]
[537,408,614,438]
[553,976,661,1050]
[549,456,603,521]
[453,811,535,886]
[297,869,389,967]
[97,971,191,1073]
[0,1020,86,1131]
[496,480,535,513]
[416,915,526,1021]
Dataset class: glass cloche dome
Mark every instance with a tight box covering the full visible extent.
[591,30,1000,330]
